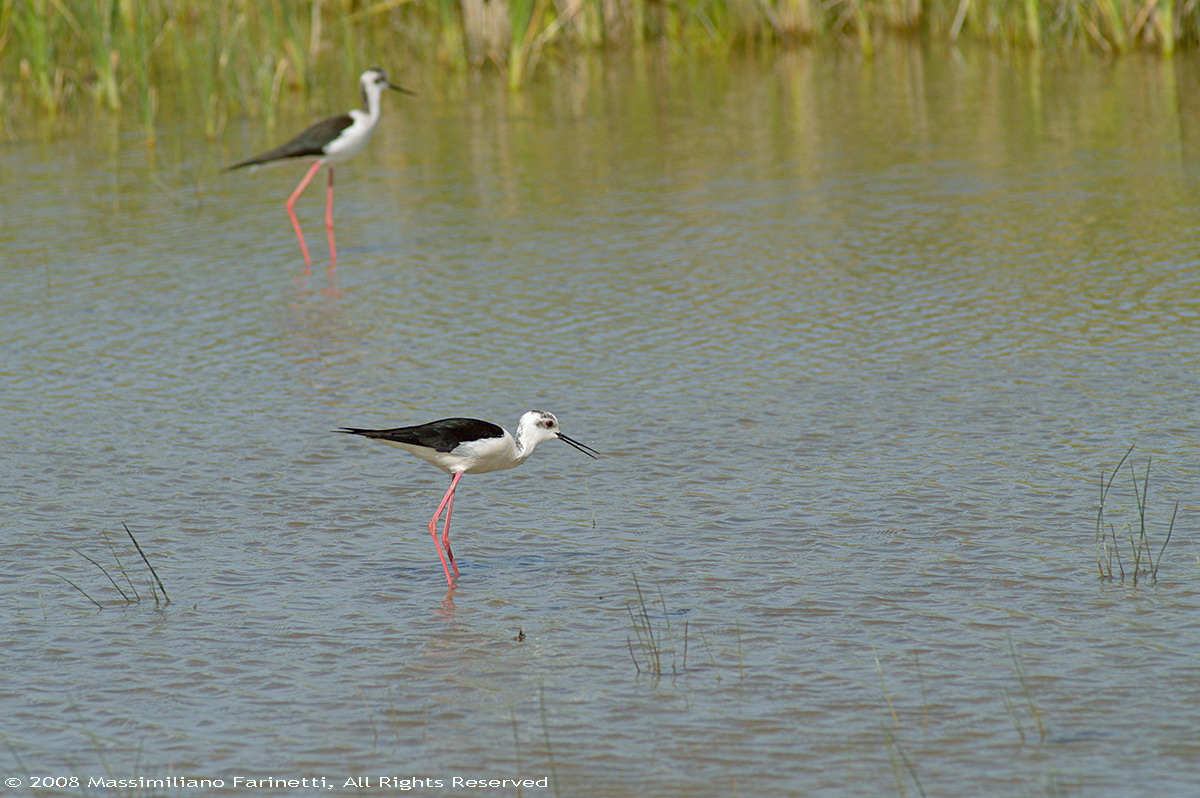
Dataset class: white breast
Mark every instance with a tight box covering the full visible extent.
[454,433,524,474]
[323,110,377,163]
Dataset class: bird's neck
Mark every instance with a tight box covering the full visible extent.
[511,433,537,464]
[360,87,382,121]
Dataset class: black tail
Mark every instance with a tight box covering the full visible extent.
[225,158,258,171]
[336,427,388,439]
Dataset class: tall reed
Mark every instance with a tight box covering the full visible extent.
[2,0,1198,123]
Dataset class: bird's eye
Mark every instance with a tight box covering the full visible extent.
[543,420,554,428]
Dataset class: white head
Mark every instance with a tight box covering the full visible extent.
[515,411,599,459]
[359,68,413,111]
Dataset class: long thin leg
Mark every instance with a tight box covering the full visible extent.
[428,472,464,587]
[325,166,337,271]
[285,160,324,268]
[442,488,460,578]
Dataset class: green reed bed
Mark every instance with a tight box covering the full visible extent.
[2,0,1198,124]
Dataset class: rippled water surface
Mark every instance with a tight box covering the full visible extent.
[4,49,1200,796]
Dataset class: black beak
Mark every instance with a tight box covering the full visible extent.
[388,83,416,96]
[558,432,599,459]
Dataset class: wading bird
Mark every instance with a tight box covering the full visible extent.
[227,68,412,270]
[337,411,599,588]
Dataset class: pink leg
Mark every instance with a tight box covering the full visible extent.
[325,166,337,271]
[428,472,464,587]
[285,161,324,268]
[442,488,460,578]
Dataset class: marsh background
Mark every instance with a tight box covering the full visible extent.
[3,2,1200,797]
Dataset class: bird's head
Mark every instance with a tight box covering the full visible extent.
[518,411,599,459]
[360,68,415,105]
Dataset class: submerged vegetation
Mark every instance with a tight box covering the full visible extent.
[1,0,1197,124]
[1004,636,1046,743]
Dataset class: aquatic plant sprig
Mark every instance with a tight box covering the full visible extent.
[1094,445,1179,585]
[122,522,170,604]
[881,724,929,798]
[625,573,702,677]
[1008,636,1046,742]
[59,523,170,609]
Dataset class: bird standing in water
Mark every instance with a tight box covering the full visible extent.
[227,68,412,271]
[338,411,599,588]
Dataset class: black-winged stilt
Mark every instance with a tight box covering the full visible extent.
[227,67,412,270]
[337,411,599,588]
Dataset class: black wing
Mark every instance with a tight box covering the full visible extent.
[226,113,354,170]
[337,418,505,453]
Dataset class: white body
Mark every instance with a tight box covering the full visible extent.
[322,110,379,163]
[382,412,567,475]
[384,431,526,475]
[322,71,392,163]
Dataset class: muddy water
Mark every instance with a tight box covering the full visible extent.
[3,47,1200,796]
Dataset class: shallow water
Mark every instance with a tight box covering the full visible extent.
[3,47,1200,796]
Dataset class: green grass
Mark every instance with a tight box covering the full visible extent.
[2,0,1198,123]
